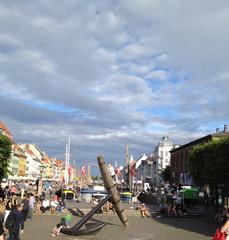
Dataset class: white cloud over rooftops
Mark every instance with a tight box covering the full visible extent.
[0,0,228,173]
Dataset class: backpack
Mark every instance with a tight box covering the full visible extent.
[5,213,16,231]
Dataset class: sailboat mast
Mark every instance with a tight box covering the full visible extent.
[65,143,68,185]
[67,137,71,185]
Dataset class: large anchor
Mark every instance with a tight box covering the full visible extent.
[61,156,129,236]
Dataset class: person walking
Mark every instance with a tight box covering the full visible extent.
[0,187,5,203]
[28,194,35,220]
[0,204,5,240]
[21,195,29,222]
[19,182,26,200]
[5,204,24,240]
[4,200,11,223]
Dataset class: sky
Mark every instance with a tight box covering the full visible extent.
[0,0,229,175]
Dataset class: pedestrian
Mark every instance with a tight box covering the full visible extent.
[220,208,229,239]
[28,194,35,220]
[21,195,30,222]
[50,197,58,214]
[51,223,62,237]
[0,187,5,203]
[60,214,72,228]
[4,187,10,201]
[35,196,41,214]
[5,204,24,240]
[0,204,5,240]
[4,199,11,223]
[57,198,65,213]
[10,185,16,199]
[19,182,26,200]
[40,198,50,213]
[108,201,115,214]
[139,203,150,217]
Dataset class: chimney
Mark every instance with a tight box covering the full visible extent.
[224,124,228,133]
[216,128,219,134]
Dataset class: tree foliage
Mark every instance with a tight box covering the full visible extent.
[189,137,229,186]
[0,134,12,182]
[161,165,171,182]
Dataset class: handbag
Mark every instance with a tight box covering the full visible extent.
[212,229,226,240]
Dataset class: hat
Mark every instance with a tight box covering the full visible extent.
[142,203,145,205]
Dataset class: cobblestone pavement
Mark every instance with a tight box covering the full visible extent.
[19,209,218,240]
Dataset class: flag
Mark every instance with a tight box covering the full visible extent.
[81,166,86,176]
[68,166,72,176]
[130,162,136,176]
[129,155,136,176]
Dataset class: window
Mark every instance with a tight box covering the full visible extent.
[160,151,163,157]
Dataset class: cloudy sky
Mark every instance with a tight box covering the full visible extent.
[1,0,229,175]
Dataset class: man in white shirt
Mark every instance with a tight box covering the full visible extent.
[41,199,50,213]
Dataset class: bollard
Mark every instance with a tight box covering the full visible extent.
[97,155,129,227]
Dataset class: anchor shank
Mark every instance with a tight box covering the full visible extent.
[73,193,111,230]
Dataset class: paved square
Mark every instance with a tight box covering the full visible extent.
[20,213,218,240]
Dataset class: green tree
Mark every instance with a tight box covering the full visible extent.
[189,136,229,186]
[161,165,171,182]
[0,134,12,182]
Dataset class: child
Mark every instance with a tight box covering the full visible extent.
[51,223,62,237]
[60,214,72,228]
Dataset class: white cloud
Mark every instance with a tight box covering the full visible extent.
[146,70,169,81]
[0,0,229,170]
[117,43,153,61]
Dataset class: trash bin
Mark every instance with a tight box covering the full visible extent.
[121,192,132,203]
[63,190,75,200]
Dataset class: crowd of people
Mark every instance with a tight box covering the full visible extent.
[157,183,185,217]
[0,180,71,239]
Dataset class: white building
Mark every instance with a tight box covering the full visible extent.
[153,137,178,186]
[19,144,45,179]
[24,149,41,179]
[20,144,44,161]
[134,153,155,191]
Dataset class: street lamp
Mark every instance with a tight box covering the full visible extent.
[38,164,46,196]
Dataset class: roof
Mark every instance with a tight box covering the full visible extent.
[170,132,229,153]
[0,121,13,139]
[26,149,35,155]
[55,159,63,167]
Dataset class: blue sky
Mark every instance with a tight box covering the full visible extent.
[0,0,229,175]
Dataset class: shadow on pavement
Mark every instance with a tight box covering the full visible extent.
[68,207,122,227]
[153,215,219,237]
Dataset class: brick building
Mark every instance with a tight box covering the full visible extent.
[170,125,229,185]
